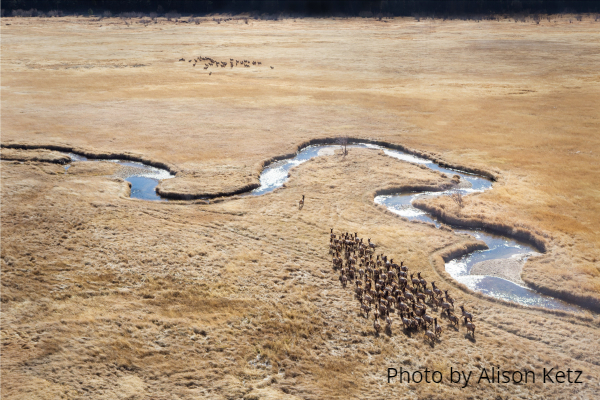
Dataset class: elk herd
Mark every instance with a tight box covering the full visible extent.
[329,229,476,342]
[178,56,267,71]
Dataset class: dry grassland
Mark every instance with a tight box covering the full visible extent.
[1,14,600,399]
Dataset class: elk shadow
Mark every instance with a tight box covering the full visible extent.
[464,334,477,343]
[400,328,413,338]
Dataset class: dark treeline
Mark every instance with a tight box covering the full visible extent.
[1,0,598,16]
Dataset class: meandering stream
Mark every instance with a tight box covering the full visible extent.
[53,144,581,312]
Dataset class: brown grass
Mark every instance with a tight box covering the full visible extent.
[2,14,600,399]
[2,150,600,399]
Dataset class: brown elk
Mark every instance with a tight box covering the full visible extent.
[423,284,434,301]
[465,317,476,337]
[361,304,371,318]
[368,238,376,250]
[434,318,443,337]
[411,274,421,289]
[401,313,413,330]
[459,305,473,322]
[444,290,455,307]
[400,261,408,273]
[423,313,434,327]
[441,301,453,315]
[379,302,388,317]
[417,272,427,289]
[448,312,459,327]
[431,281,443,298]
[340,274,347,287]
[355,286,363,300]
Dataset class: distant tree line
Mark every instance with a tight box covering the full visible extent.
[1,0,598,16]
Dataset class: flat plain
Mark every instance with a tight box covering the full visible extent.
[2,14,600,399]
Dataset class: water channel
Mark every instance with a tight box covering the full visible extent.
[55,143,581,312]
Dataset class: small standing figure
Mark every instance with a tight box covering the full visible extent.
[298,195,305,210]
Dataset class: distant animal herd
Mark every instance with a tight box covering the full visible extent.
[178,56,273,73]
[329,229,476,342]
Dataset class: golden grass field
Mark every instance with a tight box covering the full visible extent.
[1,14,599,399]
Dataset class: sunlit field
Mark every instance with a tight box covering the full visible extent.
[2,14,599,399]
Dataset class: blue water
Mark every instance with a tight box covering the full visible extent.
[126,176,164,201]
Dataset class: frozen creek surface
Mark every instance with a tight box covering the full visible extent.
[60,144,580,312]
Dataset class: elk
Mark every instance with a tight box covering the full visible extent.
[400,261,408,273]
[423,313,434,327]
[379,302,387,317]
[423,284,434,301]
[401,313,413,330]
[413,314,424,328]
[459,305,473,322]
[368,238,376,250]
[413,301,426,317]
[340,274,347,287]
[465,317,476,337]
[355,286,363,300]
[431,281,443,298]
[361,304,371,318]
[444,290,455,307]
[411,274,421,289]
[397,301,409,314]
[329,239,336,254]
[425,329,436,343]
[434,318,443,337]
[441,301,453,315]
[417,272,427,289]
[448,312,459,327]
[374,318,381,334]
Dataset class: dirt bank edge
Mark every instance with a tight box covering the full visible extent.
[416,201,600,313]
[429,243,594,319]
[1,142,178,174]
